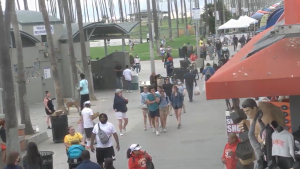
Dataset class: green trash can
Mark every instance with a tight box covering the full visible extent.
[131,75,139,90]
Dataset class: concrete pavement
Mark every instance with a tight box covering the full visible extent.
[22,46,237,169]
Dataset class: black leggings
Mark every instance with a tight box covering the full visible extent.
[80,94,90,110]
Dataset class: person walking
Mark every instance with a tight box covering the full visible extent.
[5,152,22,169]
[78,73,89,111]
[207,43,214,60]
[127,144,152,169]
[183,69,197,102]
[182,44,188,59]
[146,87,161,136]
[201,63,215,81]
[166,46,172,54]
[170,86,184,129]
[134,55,141,73]
[123,65,132,93]
[75,150,101,169]
[163,77,173,116]
[81,101,97,148]
[113,89,129,136]
[149,72,158,91]
[23,142,43,169]
[233,35,238,51]
[114,61,123,89]
[239,35,246,48]
[215,39,222,60]
[44,91,54,129]
[91,113,120,169]
[140,87,152,130]
[159,45,166,63]
[159,90,169,133]
[177,81,187,113]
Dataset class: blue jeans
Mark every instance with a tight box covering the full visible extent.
[217,50,221,59]
[116,77,123,89]
[126,80,131,90]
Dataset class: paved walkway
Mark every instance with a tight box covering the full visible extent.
[21,45,237,168]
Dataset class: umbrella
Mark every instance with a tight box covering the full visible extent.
[251,13,264,20]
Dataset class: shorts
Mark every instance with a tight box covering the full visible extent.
[159,107,169,116]
[149,109,160,118]
[115,112,128,119]
[96,146,115,164]
[172,105,182,110]
[1,144,6,151]
[84,127,93,138]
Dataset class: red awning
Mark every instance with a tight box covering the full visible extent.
[206,29,300,99]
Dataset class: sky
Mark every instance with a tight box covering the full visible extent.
[1,0,206,21]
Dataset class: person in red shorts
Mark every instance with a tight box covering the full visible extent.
[189,52,197,62]
[0,119,6,162]
[221,133,240,169]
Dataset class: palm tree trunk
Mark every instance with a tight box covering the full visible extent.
[137,0,142,43]
[92,0,96,21]
[204,0,209,36]
[151,0,160,54]
[174,0,179,37]
[167,0,172,40]
[83,0,87,22]
[57,0,65,22]
[118,0,124,22]
[23,0,29,10]
[180,0,184,24]
[183,0,188,36]
[16,0,20,10]
[0,0,21,157]
[85,0,90,22]
[123,0,127,21]
[11,1,34,135]
[103,0,110,23]
[190,0,192,23]
[75,0,97,100]
[170,1,175,20]
[62,0,80,103]
[94,0,100,21]
[40,0,66,112]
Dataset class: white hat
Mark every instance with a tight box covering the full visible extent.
[129,144,141,154]
[84,101,91,105]
[115,89,123,93]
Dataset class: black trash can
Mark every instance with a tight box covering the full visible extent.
[179,60,190,69]
[178,48,184,58]
[51,115,68,143]
[39,151,54,169]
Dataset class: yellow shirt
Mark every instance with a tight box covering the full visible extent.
[199,40,204,47]
[64,133,83,149]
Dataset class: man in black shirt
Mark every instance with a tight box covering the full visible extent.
[114,61,123,89]
[182,44,188,59]
[215,39,222,60]
[233,35,238,51]
[183,70,197,102]
[239,35,246,48]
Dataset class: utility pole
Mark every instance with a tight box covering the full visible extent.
[147,0,155,73]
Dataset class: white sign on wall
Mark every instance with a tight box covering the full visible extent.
[44,67,51,79]
[192,8,201,20]
[231,8,236,13]
[33,25,54,36]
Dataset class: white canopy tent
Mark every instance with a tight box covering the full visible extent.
[218,19,249,30]
[237,15,259,26]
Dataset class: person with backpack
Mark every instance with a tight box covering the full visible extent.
[159,89,170,133]
[170,86,184,129]
[90,113,120,169]
[201,63,215,81]
[127,144,152,169]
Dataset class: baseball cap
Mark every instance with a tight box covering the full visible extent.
[129,144,141,154]
[84,101,91,106]
[115,89,123,93]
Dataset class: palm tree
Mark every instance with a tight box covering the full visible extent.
[204,0,209,36]
[40,0,66,112]
[118,0,124,22]
[11,1,34,135]
[180,0,184,23]
[62,0,80,103]
[136,0,142,43]
[170,0,175,19]
[183,0,188,36]
[75,0,97,100]
[23,0,29,10]
[167,0,172,40]
[85,0,90,22]
[174,0,179,37]
[57,0,65,22]
[0,0,21,156]
[123,0,127,21]
[152,0,160,54]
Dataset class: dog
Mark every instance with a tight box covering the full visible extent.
[64,98,80,112]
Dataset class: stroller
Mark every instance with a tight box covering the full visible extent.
[67,145,85,169]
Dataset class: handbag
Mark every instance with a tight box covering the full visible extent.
[144,151,154,169]
[141,104,148,109]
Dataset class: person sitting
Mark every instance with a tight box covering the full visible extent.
[75,150,101,169]
[64,126,85,152]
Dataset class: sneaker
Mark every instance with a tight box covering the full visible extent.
[160,128,164,133]
[177,123,181,129]
[126,90,129,93]
[47,126,52,129]
[129,90,132,93]
[112,156,116,160]
[163,129,167,133]
[120,133,124,136]
[156,131,159,136]
[169,114,172,116]
[153,128,155,133]
[144,128,147,131]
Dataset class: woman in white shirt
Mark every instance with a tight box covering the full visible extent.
[160,45,166,63]
[134,55,141,73]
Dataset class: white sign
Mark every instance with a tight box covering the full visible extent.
[33,25,54,36]
[44,67,51,79]
[231,8,236,13]
[192,8,201,20]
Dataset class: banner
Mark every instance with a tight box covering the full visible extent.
[268,102,291,132]
[225,111,242,134]
[33,25,54,36]
[260,14,269,27]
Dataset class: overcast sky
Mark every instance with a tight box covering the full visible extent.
[1,0,206,21]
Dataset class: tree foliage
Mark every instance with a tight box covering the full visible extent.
[201,1,232,34]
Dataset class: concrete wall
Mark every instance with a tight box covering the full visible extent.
[91,52,130,89]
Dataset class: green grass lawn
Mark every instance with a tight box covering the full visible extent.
[90,35,198,61]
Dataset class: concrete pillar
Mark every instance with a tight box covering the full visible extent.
[122,36,125,51]
[289,95,300,133]
[104,39,108,56]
